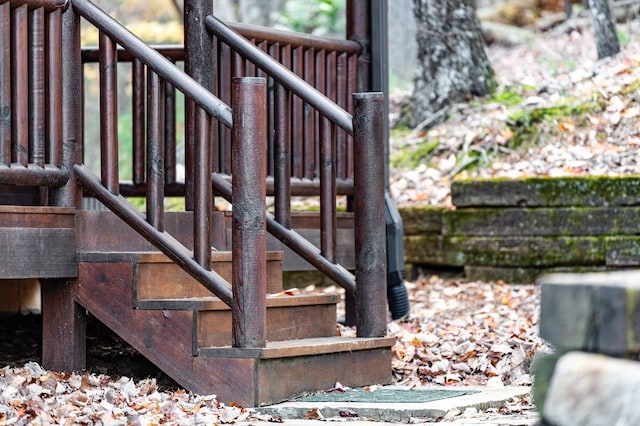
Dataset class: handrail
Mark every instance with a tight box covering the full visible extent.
[75,164,234,306]
[211,172,357,295]
[226,21,361,54]
[2,0,68,12]
[205,15,354,135]
[71,0,233,128]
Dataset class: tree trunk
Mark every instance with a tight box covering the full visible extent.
[589,0,620,59]
[409,0,495,128]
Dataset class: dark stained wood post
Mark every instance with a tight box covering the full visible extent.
[183,0,214,210]
[0,0,9,164]
[146,70,165,230]
[231,77,267,348]
[43,5,86,372]
[353,92,387,338]
[99,31,118,193]
[55,4,82,207]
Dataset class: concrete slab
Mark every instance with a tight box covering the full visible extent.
[248,385,537,424]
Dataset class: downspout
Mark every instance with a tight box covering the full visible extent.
[371,0,409,320]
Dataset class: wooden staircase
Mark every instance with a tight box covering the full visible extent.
[72,252,392,407]
[34,209,394,407]
[2,0,395,408]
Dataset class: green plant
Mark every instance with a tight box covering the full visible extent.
[276,0,346,37]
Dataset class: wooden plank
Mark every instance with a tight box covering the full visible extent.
[256,347,391,406]
[135,251,283,299]
[443,206,640,236]
[405,235,605,267]
[452,176,640,208]
[196,298,337,347]
[0,206,74,227]
[199,335,395,359]
[0,227,76,278]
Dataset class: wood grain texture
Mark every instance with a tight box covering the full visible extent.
[0,227,77,277]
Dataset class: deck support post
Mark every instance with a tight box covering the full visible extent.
[353,92,387,337]
[41,278,86,371]
[231,77,267,348]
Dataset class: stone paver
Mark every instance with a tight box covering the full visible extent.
[243,386,539,425]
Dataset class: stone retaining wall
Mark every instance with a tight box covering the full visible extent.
[399,176,640,283]
[533,271,640,425]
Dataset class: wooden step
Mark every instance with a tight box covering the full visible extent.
[137,293,340,349]
[133,250,284,301]
[198,336,395,406]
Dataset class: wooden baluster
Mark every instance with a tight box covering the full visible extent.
[99,30,118,193]
[146,70,165,230]
[320,50,336,261]
[274,81,291,228]
[231,77,267,348]
[303,47,315,179]
[132,58,145,184]
[12,3,28,166]
[46,8,63,167]
[193,105,211,268]
[164,79,176,185]
[291,46,304,178]
[29,7,45,168]
[0,0,10,164]
[336,52,347,180]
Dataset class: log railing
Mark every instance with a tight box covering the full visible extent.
[1,0,387,341]
[0,0,70,189]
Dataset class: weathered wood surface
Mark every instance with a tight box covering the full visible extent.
[64,259,391,406]
[452,176,640,207]
[135,251,284,299]
[196,295,338,348]
[398,206,442,234]
[0,228,76,278]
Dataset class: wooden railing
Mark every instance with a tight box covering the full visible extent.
[0,0,70,189]
[80,23,361,197]
[1,0,388,341]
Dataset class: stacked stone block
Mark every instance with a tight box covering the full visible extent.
[534,270,640,425]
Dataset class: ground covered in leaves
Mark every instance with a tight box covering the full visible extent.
[391,13,640,207]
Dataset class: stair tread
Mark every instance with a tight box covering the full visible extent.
[137,293,340,310]
[79,250,284,263]
[198,335,395,359]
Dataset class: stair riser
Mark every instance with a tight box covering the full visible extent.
[192,348,393,406]
[135,253,283,301]
[196,303,337,348]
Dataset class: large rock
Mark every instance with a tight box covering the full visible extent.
[544,351,640,426]
[539,270,640,355]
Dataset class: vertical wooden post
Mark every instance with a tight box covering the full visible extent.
[353,92,386,338]
[184,0,214,210]
[146,71,165,231]
[231,77,267,348]
[0,1,10,164]
[41,279,86,372]
[99,31,118,193]
[194,106,212,268]
[55,6,82,207]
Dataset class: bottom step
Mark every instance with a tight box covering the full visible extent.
[195,336,395,406]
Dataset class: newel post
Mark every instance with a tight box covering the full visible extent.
[353,92,387,337]
[231,77,267,348]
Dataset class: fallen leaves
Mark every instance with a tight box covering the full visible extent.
[390,18,640,208]
[388,276,549,387]
[0,361,277,425]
